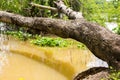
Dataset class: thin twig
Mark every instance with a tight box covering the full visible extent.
[29,2,58,12]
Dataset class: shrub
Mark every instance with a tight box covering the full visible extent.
[30,37,68,47]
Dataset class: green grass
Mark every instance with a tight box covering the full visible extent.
[6,31,32,41]
[30,37,68,47]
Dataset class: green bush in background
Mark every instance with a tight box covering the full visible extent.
[0,0,120,25]
[31,37,68,47]
[113,23,120,35]
[0,0,28,15]
[0,0,120,48]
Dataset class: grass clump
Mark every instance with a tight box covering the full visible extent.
[101,71,120,80]
[109,67,120,80]
[6,31,32,41]
[109,71,120,80]
[30,37,68,47]
[6,31,87,48]
[6,31,68,47]
[77,43,86,49]
[101,67,120,80]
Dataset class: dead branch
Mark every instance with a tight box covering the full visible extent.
[30,0,83,19]
[54,0,83,19]
[30,2,58,12]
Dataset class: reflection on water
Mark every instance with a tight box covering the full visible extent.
[0,22,9,74]
[0,52,8,74]
[0,22,9,52]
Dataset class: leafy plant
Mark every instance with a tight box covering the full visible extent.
[109,71,120,80]
[113,24,120,35]
[5,30,86,48]
[0,0,120,26]
[6,31,68,47]
[0,0,28,15]
[77,43,86,49]
[107,68,120,80]
[30,37,68,47]
[101,67,120,80]
[6,31,32,41]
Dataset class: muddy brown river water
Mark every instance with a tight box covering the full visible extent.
[0,37,108,80]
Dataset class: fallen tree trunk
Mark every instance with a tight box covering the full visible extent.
[0,11,120,70]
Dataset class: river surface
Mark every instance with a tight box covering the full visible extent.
[0,52,67,80]
[0,37,108,80]
[0,22,108,80]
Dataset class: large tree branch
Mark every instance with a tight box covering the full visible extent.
[54,0,83,19]
[0,11,120,70]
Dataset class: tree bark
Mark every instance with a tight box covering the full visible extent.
[0,11,120,70]
[54,0,83,19]
[74,67,109,80]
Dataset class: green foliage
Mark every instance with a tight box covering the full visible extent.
[6,31,32,41]
[101,67,120,80]
[30,37,68,47]
[108,67,120,80]
[5,31,86,48]
[0,0,120,26]
[80,0,120,26]
[1,0,120,47]
[0,0,57,17]
[113,23,120,35]
[109,71,120,80]
[0,0,28,15]
[77,43,86,49]
[5,31,68,47]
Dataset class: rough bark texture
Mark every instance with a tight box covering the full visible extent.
[74,67,109,80]
[54,0,83,19]
[30,0,83,19]
[0,11,120,70]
